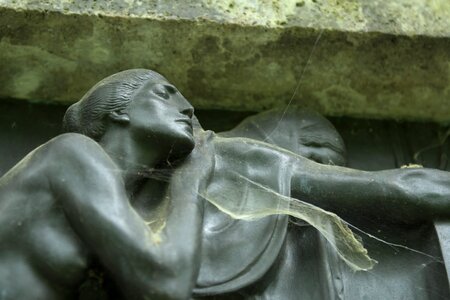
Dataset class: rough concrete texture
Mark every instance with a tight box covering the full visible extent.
[0,0,450,122]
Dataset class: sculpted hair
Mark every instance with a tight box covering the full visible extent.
[63,69,167,140]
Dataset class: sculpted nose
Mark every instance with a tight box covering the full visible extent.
[181,106,194,118]
[178,95,194,118]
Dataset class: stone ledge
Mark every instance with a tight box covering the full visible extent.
[1,0,450,122]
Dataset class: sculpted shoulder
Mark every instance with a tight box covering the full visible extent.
[45,133,106,158]
[1,133,109,187]
[44,133,115,170]
[39,133,128,208]
[2,133,120,191]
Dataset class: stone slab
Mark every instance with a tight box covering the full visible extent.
[1,0,450,122]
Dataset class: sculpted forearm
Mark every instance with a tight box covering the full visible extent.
[158,141,216,293]
[48,135,196,299]
[292,163,385,212]
[156,201,203,298]
[55,174,197,299]
[291,159,450,223]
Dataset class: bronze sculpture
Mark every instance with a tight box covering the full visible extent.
[0,69,449,299]
[0,70,210,299]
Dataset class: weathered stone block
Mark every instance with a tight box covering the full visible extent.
[0,0,449,121]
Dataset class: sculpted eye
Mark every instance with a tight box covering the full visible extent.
[153,86,169,99]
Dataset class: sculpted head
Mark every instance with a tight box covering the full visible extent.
[63,69,195,157]
[225,107,346,166]
[295,116,346,166]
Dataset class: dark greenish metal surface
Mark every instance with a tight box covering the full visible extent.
[0,101,449,298]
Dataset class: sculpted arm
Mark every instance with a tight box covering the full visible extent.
[290,154,450,223]
[47,134,201,300]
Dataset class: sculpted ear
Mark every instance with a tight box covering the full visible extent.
[109,110,130,125]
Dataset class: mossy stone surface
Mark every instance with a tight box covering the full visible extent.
[0,0,450,122]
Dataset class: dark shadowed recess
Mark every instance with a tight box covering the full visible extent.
[1,99,449,176]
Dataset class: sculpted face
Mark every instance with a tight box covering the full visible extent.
[126,80,195,158]
[295,118,346,166]
[297,143,345,166]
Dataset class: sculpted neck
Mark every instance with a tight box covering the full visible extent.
[98,128,167,193]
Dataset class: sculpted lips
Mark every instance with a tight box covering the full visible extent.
[176,118,192,126]
[176,118,193,131]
